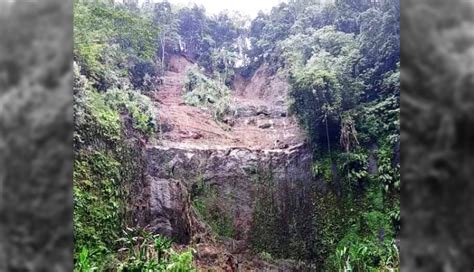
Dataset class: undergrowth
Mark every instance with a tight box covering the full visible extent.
[76,227,195,272]
[183,66,231,122]
[104,88,157,136]
[313,141,400,271]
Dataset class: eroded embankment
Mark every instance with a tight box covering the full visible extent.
[134,55,319,270]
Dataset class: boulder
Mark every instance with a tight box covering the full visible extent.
[148,178,192,244]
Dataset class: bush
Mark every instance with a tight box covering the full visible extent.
[73,66,122,145]
[104,88,158,136]
[329,237,399,272]
[183,66,230,122]
[116,228,196,272]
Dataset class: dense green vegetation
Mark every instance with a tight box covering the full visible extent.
[245,0,400,270]
[73,0,195,270]
[74,0,399,270]
[143,1,247,81]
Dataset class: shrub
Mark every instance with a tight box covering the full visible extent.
[165,249,196,272]
[74,66,122,145]
[183,66,230,122]
[87,91,123,141]
[104,88,158,136]
[116,228,196,272]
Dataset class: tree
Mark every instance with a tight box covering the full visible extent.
[178,5,211,59]
[74,0,158,90]
[211,48,239,86]
[153,1,179,73]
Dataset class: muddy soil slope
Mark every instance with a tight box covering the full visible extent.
[154,55,305,150]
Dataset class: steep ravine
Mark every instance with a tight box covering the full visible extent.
[135,55,319,270]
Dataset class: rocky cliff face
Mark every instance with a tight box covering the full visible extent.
[142,142,314,243]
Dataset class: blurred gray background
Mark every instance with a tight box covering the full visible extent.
[0,0,73,271]
[401,0,474,270]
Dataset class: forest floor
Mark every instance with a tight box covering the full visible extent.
[152,55,305,151]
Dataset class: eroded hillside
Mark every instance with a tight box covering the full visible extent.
[136,55,315,271]
[154,55,305,150]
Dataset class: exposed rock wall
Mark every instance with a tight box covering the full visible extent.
[140,143,316,244]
